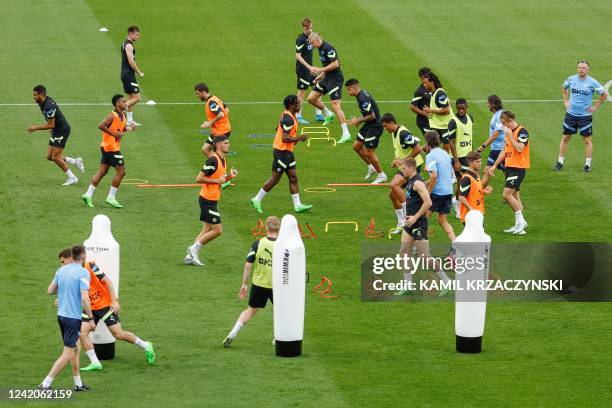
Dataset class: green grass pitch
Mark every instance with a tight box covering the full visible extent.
[1,0,611,406]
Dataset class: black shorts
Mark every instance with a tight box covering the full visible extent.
[504,167,527,191]
[205,131,232,146]
[100,148,125,167]
[416,119,429,136]
[296,70,316,90]
[81,306,120,327]
[454,156,469,178]
[199,196,221,224]
[313,75,343,100]
[430,194,453,214]
[272,149,296,174]
[121,74,139,94]
[487,149,505,171]
[563,113,592,136]
[48,132,70,148]
[403,217,428,240]
[58,316,81,348]
[248,284,273,308]
[431,128,449,143]
[357,125,383,149]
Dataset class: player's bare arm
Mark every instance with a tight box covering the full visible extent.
[196,170,226,185]
[405,180,432,226]
[310,59,339,75]
[81,289,95,330]
[282,131,307,143]
[98,113,122,138]
[588,91,608,113]
[125,43,143,76]
[239,262,253,300]
[348,112,375,127]
[427,171,437,194]
[561,86,570,109]
[47,280,58,295]
[27,117,55,133]
[101,276,120,313]
[295,52,312,71]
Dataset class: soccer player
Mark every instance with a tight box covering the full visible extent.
[47,250,156,370]
[447,98,473,215]
[185,137,238,266]
[195,83,232,156]
[250,95,313,214]
[223,216,280,348]
[39,245,93,391]
[345,79,387,184]
[422,72,454,151]
[554,60,608,172]
[381,113,423,233]
[27,85,84,185]
[410,67,432,135]
[458,151,492,224]
[306,32,351,143]
[120,26,144,127]
[424,131,456,241]
[81,95,135,209]
[294,18,324,124]
[396,157,450,296]
[489,111,530,235]
[477,95,505,188]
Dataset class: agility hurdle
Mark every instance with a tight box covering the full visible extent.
[302,126,336,147]
[325,221,359,233]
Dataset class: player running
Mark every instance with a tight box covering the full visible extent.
[410,67,432,135]
[381,113,423,233]
[39,245,93,391]
[477,95,504,188]
[185,137,238,266]
[81,95,135,209]
[447,98,473,216]
[396,157,450,296]
[554,60,608,172]
[424,131,456,241]
[27,85,84,185]
[195,83,232,156]
[223,216,280,348]
[489,111,530,235]
[345,79,387,184]
[120,26,144,127]
[306,32,351,143]
[422,72,454,152]
[52,250,155,370]
[250,95,313,214]
[458,151,492,224]
[294,18,325,124]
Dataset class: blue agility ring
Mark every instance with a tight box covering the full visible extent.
[248,134,275,139]
[250,144,272,150]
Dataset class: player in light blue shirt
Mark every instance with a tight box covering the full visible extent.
[39,245,93,392]
[554,60,608,173]
[424,130,456,241]
[478,95,505,187]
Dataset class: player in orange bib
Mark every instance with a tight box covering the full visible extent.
[458,151,492,224]
[81,95,135,209]
[250,95,313,214]
[489,111,531,235]
[185,136,238,266]
[55,249,155,372]
[195,83,231,157]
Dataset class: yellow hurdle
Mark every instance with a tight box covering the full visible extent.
[325,221,359,232]
[302,126,336,147]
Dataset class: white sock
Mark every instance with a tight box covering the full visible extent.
[86,349,100,365]
[395,209,404,224]
[558,156,564,164]
[127,111,134,122]
[65,169,76,179]
[367,164,375,172]
[296,110,302,118]
[403,271,412,285]
[436,270,450,283]
[377,171,386,178]
[85,184,96,198]
[228,320,244,339]
[315,108,322,115]
[42,376,54,387]
[324,107,332,116]
[108,186,118,199]
[134,337,149,350]
[191,241,202,254]
[66,157,77,165]
[515,210,525,225]
[73,375,83,387]
[340,122,349,136]
[255,188,267,202]
[585,158,592,166]
[292,193,302,207]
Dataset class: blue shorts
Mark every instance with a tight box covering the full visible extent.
[563,113,592,136]
[58,316,81,348]
[487,149,506,170]
[430,194,453,215]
